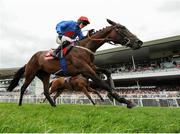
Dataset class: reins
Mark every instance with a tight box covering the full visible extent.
[87,31,108,41]
[74,45,95,55]
[73,27,118,55]
[87,28,117,45]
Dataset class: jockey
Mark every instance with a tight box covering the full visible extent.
[52,16,90,58]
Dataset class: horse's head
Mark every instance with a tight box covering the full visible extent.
[106,19,143,50]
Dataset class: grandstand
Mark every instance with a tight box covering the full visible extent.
[0,35,180,107]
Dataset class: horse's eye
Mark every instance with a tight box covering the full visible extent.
[116,25,121,29]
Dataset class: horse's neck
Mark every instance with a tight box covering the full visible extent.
[80,26,112,52]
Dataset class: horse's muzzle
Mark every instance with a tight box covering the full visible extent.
[132,40,143,50]
[137,40,143,46]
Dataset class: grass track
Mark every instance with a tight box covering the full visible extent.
[0,103,180,133]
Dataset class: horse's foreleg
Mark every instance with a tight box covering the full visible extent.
[83,66,136,108]
[95,78,136,108]
[107,92,136,108]
[95,67,115,89]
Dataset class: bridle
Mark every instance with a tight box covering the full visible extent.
[87,26,131,46]
[74,26,131,55]
[87,31,109,41]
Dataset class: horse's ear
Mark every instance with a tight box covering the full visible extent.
[88,29,95,35]
[107,19,116,26]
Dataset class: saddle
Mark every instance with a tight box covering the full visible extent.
[45,42,75,60]
[45,42,76,76]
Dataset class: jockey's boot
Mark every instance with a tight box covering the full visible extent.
[52,41,71,59]
[62,41,70,49]
[52,45,62,59]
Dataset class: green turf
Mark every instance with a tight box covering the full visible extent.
[0,103,180,133]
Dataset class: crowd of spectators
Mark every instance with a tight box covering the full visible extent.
[114,85,180,98]
[1,56,180,99]
[103,56,180,74]
[58,85,180,99]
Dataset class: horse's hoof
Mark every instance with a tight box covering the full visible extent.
[51,104,56,107]
[127,102,137,109]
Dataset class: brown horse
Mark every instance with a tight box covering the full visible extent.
[43,75,104,105]
[7,19,143,108]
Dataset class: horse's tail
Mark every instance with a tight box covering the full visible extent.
[7,65,26,92]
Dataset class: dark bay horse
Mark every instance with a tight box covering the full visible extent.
[7,19,143,108]
[43,75,104,105]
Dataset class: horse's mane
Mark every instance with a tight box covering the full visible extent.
[80,26,112,41]
[94,26,111,34]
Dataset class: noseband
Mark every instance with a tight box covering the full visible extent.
[123,37,131,47]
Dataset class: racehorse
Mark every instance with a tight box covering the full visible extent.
[7,19,143,108]
[43,75,104,105]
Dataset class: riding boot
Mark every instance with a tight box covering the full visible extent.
[62,41,70,49]
[52,45,62,58]
[53,41,71,59]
